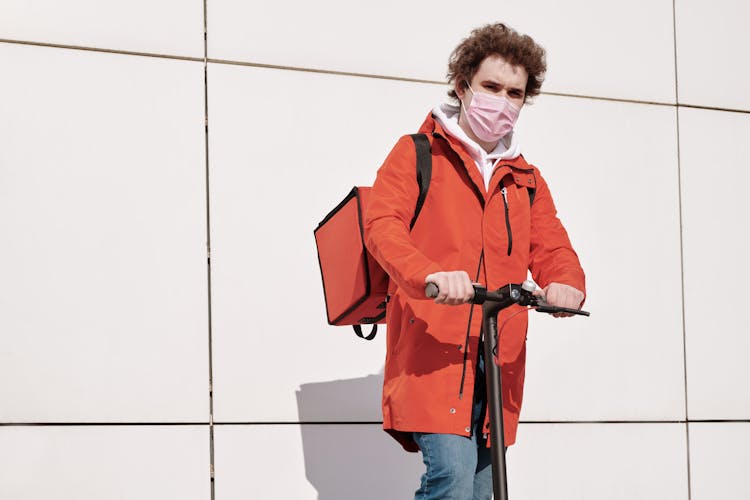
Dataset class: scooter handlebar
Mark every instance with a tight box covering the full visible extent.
[425,282,590,316]
[424,282,501,304]
[424,282,440,299]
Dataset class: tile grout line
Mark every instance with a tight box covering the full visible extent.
[206,56,443,85]
[202,1,216,499]
[2,37,750,115]
[0,37,203,62]
[2,419,749,427]
[672,1,693,499]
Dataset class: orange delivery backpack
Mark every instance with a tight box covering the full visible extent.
[314,134,432,340]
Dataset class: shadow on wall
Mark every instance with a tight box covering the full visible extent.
[296,374,424,499]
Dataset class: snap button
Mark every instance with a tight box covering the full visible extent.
[457,344,463,350]
[449,408,456,414]
[465,426,471,433]
[527,178,532,184]
[408,317,415,324]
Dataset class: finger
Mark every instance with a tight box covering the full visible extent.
[464,282,474,303]
[461,272,474,303]
[553,311,572,318]
[440,274,452,304]
[452,277,467,305]
[435,276,449,304]
[545,285,559,306]
[561,290,582,310]
[556,291,573,310]
[445,274,460,305]
[451,272,469,305]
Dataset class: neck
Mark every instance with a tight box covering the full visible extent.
[458,104,500,153]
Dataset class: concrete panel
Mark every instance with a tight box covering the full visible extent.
[676,0,750,110]
[0,43,209,422]
[680,107,750,419]
[518,96,684,421]
[214,423,423,499]
[0,425,211,500]
[207,62,445,422]
[0,0,203,57]
[209,0,675,103]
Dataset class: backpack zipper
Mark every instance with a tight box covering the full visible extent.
[501,186,512,256]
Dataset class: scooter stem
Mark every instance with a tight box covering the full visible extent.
[482,300,513,500]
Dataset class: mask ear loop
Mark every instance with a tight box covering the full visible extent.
[464,79,474,96]
[459,79,472,125]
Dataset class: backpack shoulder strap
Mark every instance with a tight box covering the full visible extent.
[408,133,432,230]
[349,134,430,341]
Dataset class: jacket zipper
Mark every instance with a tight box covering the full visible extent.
[501,186,512,256]
[429,131,499,400]
[458,250,484,400]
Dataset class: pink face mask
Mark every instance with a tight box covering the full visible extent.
[463,82,520,143]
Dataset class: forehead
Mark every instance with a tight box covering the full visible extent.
[472,55,528,89]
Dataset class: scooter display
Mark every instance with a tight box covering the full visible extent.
[425,280,590,500]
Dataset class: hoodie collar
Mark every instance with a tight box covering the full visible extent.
[417,108,533,199]
[431,102,522,164]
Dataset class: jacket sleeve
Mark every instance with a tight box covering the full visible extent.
[364,135,443,299]
[528,169,586,295]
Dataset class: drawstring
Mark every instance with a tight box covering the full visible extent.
[458,250,484,399]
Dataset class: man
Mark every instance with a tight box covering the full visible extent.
[363,23,586,499]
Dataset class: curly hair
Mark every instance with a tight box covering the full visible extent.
[447,23,547,102]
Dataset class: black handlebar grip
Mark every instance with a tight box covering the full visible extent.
[426,282,487,303]
[471,286,487,305]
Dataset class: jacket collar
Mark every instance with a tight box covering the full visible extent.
[418,113,532,200]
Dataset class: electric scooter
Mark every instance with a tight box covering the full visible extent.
[425,280,590,500]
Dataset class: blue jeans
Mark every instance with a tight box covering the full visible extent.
[412,348,492,500]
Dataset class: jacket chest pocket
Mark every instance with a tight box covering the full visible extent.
[500,175,535,256]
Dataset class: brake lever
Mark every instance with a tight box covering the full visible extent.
[530,297,590,316]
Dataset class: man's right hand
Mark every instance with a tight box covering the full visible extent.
[424,271,475,305]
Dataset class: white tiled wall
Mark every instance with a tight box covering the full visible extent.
[214,424,424,499]
[3,1,748,499]
[675,0,750,110]
[0,426,210,500]
[518,96,685,421]
[211,423,690,499]
[207,63,445,422]
[509,423,689,499]
[0,0,204,57]
[689,423,750,500]
[680,107,750,420]
[208,0,676,103]
[0,43,209,422]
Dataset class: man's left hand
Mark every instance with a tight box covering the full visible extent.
[542,283,584,318]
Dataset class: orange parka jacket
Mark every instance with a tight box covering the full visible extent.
[363,113,585,451]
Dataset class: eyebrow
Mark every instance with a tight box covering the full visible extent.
[480,80,525,94]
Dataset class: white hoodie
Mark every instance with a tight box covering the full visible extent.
[431,102,522,191]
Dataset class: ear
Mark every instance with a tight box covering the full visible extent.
[454,78,467,99]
